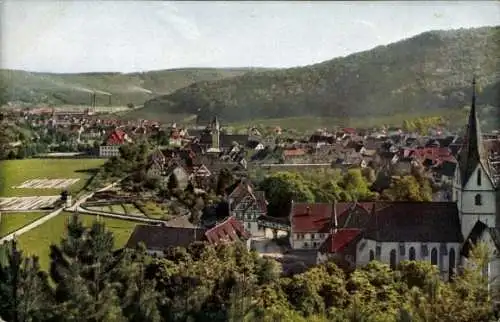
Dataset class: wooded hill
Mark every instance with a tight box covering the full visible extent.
[134,26,499,124]
[0,68,260,107]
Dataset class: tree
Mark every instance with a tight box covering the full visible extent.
[216,168,234,196]
[383,175,432,201]
[49,215,125,321]
[340,169,376,201]
[0,240,52,322]
[259,172,315,217]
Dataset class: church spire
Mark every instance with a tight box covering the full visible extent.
[458,76,490,187]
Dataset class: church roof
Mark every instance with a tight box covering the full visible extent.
[457,77,494,188]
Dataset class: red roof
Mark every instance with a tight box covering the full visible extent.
[343,128,356,134]
[205,216,251,244]
[291,202,374,233]
[284,148,306,157]
[105,128,128,145]
[319,229,362,254]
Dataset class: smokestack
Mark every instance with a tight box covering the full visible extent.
[89,93,93,107]
[92,92,96,109]
[108,95,112,106]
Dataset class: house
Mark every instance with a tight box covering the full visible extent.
[431,160,457,184]
[228,179,268,236]
[289,202,372,250]
[99,128,132,157]
[164,162,191,190]
[146,160,164,178]
[125,216,251,256]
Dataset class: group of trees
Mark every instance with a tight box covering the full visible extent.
[0,216,496,322]
[257,168,432,217]
[143,27,498,123]
[401,116,446,135]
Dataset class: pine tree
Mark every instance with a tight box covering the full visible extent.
[50,216,125,321]
[0,240,52,322]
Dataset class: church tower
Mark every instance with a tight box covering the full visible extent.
[207,115,221,153]
[452,77,497,239]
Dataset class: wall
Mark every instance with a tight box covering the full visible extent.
[357,239,460,280]
[453,164,497,238]
[290,232,329,250]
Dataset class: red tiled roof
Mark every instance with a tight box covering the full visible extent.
[319,229,362,254]
[343,128,356,134]
[204,216,250,244]
[105,128,129,145]
[284,148,306,157]
[291,202,375,233]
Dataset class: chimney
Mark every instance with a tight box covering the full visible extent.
[92,92,96,109]
[89,93,93,107]
[108,95,112,106]
[306,206,311,215]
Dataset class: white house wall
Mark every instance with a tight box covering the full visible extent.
[290,232,329,250]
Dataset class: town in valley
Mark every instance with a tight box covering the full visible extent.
[1,2,499,321]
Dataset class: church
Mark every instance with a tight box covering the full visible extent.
[305,78,499,285]
[454,78,500,291]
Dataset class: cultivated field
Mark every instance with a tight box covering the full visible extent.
[86,203,145,216]
[0,159,106,197]
[0,196,60,211]
[17,212,142,270]
[15,178,80,189]
[0,212,49,238]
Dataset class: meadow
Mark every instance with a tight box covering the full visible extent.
[0,211,48,237]
[228,108,468,133]
[0,158,106,197]
[16,212,141,270]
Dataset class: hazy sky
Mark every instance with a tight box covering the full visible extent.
[2,1,499,73]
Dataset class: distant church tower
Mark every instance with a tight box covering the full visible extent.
[452,77,497,239]
[207,115,221,153]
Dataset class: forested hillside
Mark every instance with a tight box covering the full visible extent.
[0,68,259,107]
[136,26,499,123]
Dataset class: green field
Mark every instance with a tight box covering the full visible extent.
[228,109,468,133]
[0,158,106,197]
[87,203,145,216]
[0,212,48,237]
[16,212,141,270]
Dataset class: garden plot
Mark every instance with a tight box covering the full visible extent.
[15,178,80,189]
[0,196,60,211]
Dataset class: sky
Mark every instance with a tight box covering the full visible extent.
[1,1,499,73]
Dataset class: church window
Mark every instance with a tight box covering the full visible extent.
[390,249,397,269]
[375,245,381,260]
[431,248,438,266]
[399,242,406,256]
[477,169,482,186]
[475,194,482,206]
[409,247,416,260]
[369,250,375,261]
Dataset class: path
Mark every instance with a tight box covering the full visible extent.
[73,205,167,224]
[0,180,120,244]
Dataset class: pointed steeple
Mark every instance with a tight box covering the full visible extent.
[458,77,491,187]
